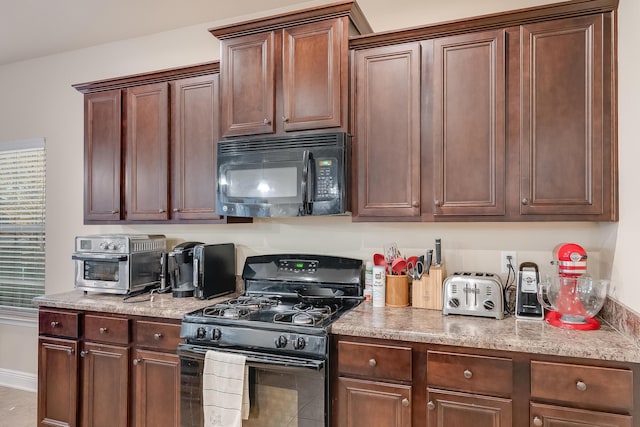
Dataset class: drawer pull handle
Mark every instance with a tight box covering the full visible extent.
[369,358,377,367]
[576,380,587,392]
[133,358,141,366]
[50,321,60,327]
[99,327,108,334]
[533,416,543,426]
[80,350,89,357]
[401,398,410,407]
[463,369,473,379]
[153,333,163,340]
[427,401,435,410]
[522,197,530,205]
[263,118,271,125]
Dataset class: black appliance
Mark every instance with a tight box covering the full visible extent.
[168,242,203,298]
[216,132,350,218]
[178,254,363,427]
[192,243,236,300]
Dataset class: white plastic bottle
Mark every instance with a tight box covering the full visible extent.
[364,261,373,302]
[372,265,386,307]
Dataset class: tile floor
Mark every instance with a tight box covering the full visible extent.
[0,386,37,427]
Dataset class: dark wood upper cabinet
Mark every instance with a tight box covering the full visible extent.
[352,43,421,219]
[211,0,372,138]
[428,29,506,217]
[124,83,170,221]
[83,90,122,222]
[220,31,276,137]
[170,74,222,220]
[517,14,613,219]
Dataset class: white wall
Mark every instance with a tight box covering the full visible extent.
[0,0,636,380]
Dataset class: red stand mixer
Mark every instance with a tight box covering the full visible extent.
[537,243,609,331]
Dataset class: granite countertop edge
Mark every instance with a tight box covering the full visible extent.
[330,304,640,364]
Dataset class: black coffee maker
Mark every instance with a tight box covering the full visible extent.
[167,242,203,298]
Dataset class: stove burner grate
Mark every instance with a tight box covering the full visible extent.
[202,295,281,319]
[273,303,336,327]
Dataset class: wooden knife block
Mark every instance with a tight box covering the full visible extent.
[411,264,446,310]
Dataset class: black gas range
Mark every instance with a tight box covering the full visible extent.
[178,254,363,427]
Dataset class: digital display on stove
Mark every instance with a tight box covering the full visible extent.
[278,259,318,273]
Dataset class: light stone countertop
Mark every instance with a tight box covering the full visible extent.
[330,302,640,363]
[33,290,239,320]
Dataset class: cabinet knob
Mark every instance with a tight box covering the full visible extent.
[434,199,442,207]
[50,321,60,328]
[99,327,108,334]
[263,118,271,125]
[111,210,119,214]
[521,197,529,205]
[282,116,289,123]
[133,358,142,366]
[401,398,410,407]
[427,401,435,410]
[80,350,89,357]
[153,333,163,340]
[369,358,377,367]
[532,416,543,426]
[173,208,180,213]
[411,201,419,208]
[67,348,75,356]
[463,369,473,379]
[158,209,166,213]
[576,380,587,392]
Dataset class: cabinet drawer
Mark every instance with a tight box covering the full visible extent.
[84,314,129,345]
[337,341,412,382]
[39,309,80,338]
[531,360,634,412]
[135,320,182,352]
[427,351,512,396]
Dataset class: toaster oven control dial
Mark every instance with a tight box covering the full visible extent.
[212,328,221,341]
[484,300,496,311]
[196,327,207,339]
[449,298,460,308]
[275,335,288,348]
[293,337,306,350]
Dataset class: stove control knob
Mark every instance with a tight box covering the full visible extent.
[196,327,207,339]
[275,335,288,348]
[293,337,306,350]
[212,328,222,341]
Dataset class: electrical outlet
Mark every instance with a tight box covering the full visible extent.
[500,251,517,274]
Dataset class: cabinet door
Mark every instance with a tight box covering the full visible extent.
[84,90,122,222]
[220,31,275,137]
[337,377,411,427]
[530,402,632,427]
[427,389,512,427]
[125,82,170,220]
[170,74,222,220]
[429,30,506,216]
[132,349,181,427]
[353,43,421,218]
[519,15,608,216]
[282,18,342,131]
[80,342,129,427]
[38,338,79,427]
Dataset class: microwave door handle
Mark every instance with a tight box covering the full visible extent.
[301,151,314,215]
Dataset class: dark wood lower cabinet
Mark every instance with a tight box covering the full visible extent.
[426,389,512,427]
[37,337,78,427]
[337,377,412,427]
[530,403,632,427]
[81,342,129,427]
[133,349,181,427]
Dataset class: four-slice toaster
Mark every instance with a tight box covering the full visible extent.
[442,272,504,320]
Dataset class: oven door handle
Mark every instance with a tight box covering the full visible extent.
[178,344,325,370]
[72,254,128,262]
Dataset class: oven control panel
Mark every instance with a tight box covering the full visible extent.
[278,259,318,274]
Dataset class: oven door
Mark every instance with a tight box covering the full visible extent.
[72,253,130,293]
[178,344,327,427]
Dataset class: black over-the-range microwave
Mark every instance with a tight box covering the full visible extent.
[216,132,350,218]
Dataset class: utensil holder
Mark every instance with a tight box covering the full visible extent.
[386,274,409,307]
[411,264,446,310]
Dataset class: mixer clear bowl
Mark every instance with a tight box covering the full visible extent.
[537,276,609,323]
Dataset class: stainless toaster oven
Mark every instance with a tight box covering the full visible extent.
[72,234,166,295]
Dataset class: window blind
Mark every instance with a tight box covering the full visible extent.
[0,139,46,313]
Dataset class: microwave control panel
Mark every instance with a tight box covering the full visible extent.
[315,158,338,201]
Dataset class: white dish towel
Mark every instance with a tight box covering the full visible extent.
[203,350,250,427]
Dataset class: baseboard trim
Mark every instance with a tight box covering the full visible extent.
[0,368,37,392]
